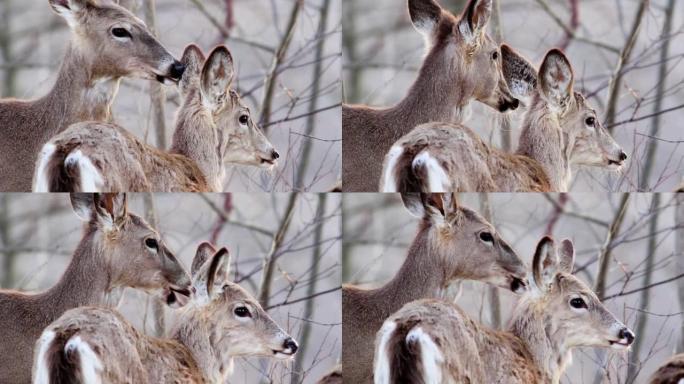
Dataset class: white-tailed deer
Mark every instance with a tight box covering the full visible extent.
[342,193,528,383]
[0,0,185,192]
[342,0,521,192]
[375,236,635,384]
[33,45,278,192]
[649,353,684,384]
[33,242,298,383]
[381,47,627,192]
[0,193,191,384]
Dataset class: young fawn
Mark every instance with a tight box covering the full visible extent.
[0,0,185,192]
[382,47,626,192]
[0,193,191,384]
[648,353,684,384]
[33,45,278,192]
[343,193,528,383]
[342,0,521,192]
[33,243,298,383]
[375,236,635,384]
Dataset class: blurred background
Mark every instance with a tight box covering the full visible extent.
[0,0,341,192]
[343,0,684,192]
[343,193,683,384]
[0,193,341,383]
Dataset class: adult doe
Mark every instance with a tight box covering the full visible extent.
[342,193,528,383]
[342,0,521,191]
[0,193,191,384]
[33,45,278,192]
[33,242,298,383]
[375,236,635,384]
[0,0,185,192]
[382,47,626,192]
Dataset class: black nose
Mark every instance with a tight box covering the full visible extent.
[499,98,519,112]
[619,151,627,161]
[169,61,186,80]
[272,150,280,160]
[509,99,519,110]
[619,328,635,345]
[283,338,298,354]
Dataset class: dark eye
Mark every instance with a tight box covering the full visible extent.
[492,51,499,60]
[145,238,158,250]
[234,306,251,318]
[570,297,587,309]
[585,117,595,127]
[479,232,494,242]
[111,28,131,39]
[239,115,249,125]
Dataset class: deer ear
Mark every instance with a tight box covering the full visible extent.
[408,0,442,38]
[205,248,231,297]
[191,242,217,277]
[501,45,537,99]
[179,44,205,96]
[532,236,560,290]
[558,239,575,274]
[49,0,90,28]
[459,0,492,42]
[70,193,94,221]
[200,46,234,108]
[539,49,574,109]
[93,193,128,229]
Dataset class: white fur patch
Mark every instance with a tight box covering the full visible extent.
[33,143,56,192]
[65,336,103,384]
[406,327,444,384]
[374,320,397,384]
[381,146,404,192]
[412,152,449,192]
[65,150,103,192]
[33,330,56,384]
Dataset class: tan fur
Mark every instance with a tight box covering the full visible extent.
[342,0,520,191]
[376,237,635,384]
[649,354,684,384]
[0,0,182,192]
[33,244,297,383]
[0,193,190,384]
[342,193,528,383]
[382,48,626,192]
[34,45,277,192]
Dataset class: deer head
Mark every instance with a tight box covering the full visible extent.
[177,45,279,172]
[402,193,528,293]
[70,193,191,307]
[185,243,298,361]
[524,237,635,351]
[48,0,184,84]
[408,0,519,112]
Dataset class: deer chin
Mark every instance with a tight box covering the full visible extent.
[272,349,296,360]
[608,339,632,350]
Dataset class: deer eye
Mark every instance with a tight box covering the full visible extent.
[239,115,249,125]
[145,238,158,250]
[234,306,251,318]
[491,51,499,61]
[479,232,494,243]
[585,117,596,127]
[569,297,587,309]
[111,28,132,39]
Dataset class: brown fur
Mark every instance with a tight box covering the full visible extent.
[0,0,181,191]
[342,0,519,191]
[46,328,82,384]
[316,365,343,384]
[649,354,684,384]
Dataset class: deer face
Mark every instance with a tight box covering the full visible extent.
[408,0,519,112]
[49,0,184,84]
[70,193,191,307]
[537,50,627,170]
[189,243,298,360]
[402,193,528,293]
[529,237,635,351]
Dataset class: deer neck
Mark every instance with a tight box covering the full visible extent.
[38,42,119,140]
[508,299,571,384]
[40,227,112,317]
[516,99,572,191]
[385,46,470,134]
[170,93,223,190]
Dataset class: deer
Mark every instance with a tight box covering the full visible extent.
[342,192,529,383]
[342,0,523,192]
[0,0,186,192]
[375,236,636,384]
[381,46,627,192]
[32,242,298,383]
[649,354,684,384]
[0,193,191,384]
[33,44,278,192]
